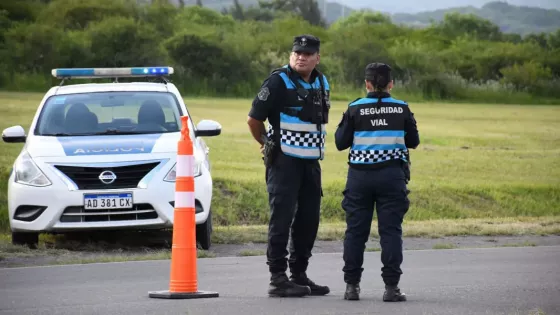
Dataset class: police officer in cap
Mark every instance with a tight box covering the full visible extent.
[334,62,420,301]
[247,34,331,297]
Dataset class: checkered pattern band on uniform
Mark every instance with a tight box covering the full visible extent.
[349,148,406,163]
[280,130,324,148]
[267,126,325,148]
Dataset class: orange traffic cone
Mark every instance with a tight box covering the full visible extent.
[149,115,219,299]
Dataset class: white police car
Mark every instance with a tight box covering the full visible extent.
[2,67,221,249]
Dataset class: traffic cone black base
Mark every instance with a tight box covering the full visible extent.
[148,290,219,299]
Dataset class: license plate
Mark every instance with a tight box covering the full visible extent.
[84,193,133,210]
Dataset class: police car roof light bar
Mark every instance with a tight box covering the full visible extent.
[51,67,174,79]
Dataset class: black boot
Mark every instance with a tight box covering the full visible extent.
[268,273,311,297]
[383,285,407,302]
[290,272,330,296]
[344,283,360,300]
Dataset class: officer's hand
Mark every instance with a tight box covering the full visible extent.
[338,111,348,127]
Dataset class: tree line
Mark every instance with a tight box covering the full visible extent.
[1,0,559,103]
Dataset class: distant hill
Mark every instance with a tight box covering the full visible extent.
[330,0,560,14]
[390,1,560,35]
[165,0,560,35]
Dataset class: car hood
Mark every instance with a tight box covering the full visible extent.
[25,133,182,159]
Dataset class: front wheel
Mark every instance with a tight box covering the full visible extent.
[12,232,39,249]
[196,210,212,250]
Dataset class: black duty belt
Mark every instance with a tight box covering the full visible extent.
[349,159,402,170]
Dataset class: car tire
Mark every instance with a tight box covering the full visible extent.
[12,232,39,249]
[196,209,212,250]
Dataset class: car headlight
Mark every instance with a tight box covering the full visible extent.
[164,159,202,182]
[14,152,51,187]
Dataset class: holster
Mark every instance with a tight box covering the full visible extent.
[402,152,411,184]
[403,161,411,184]
[261,135,277,168]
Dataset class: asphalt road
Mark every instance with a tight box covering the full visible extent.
[1,246,559,315]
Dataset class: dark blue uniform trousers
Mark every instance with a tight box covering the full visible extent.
[265,153,322,275]
[342,164,410,286]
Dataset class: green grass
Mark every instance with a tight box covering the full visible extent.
[501,241,537,247]
[0,91,559,235]
[237,249,266,256]
[211,216,560,243]
[188,95,560,226]
[432,243,457,249]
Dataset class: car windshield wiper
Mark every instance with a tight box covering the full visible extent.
[93,129,154,135]
[41,133,81,136]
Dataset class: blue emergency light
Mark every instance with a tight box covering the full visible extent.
[51,67,174,78]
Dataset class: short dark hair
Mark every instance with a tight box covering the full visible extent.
[365,63,392,91]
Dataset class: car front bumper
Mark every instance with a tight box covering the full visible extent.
[8,156,212,233]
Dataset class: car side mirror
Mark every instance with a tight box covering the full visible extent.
[195,120,221,137]
[2,125,26,143]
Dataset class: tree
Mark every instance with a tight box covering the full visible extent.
[433,12,503,41]
[330,10,391,30]
[259,0,325,26]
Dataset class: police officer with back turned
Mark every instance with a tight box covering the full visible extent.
[246,34,331,298]
[335,62,420,301]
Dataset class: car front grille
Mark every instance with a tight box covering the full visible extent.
[54,162,160,190]
[59,203,158,223]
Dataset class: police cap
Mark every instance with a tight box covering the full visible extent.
[365,62,392,86]
[292,35,320,54]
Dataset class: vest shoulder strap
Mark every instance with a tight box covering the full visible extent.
[269,66,289,76]
[270,66,326,93]
[269,67,303,91]
[351,97,361,103]
[348,97,362,106]
[316,70,326,94]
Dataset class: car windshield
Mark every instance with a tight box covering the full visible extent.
[35,91,183,136]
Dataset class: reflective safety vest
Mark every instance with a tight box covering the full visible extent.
[347,97,409,165]
[267,66,330,160]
